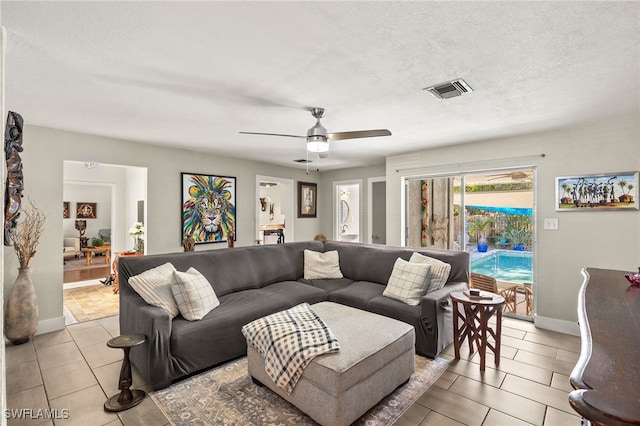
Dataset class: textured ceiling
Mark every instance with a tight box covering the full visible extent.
[2,2,638,171]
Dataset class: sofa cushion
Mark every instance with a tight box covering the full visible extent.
[128,262,179,318]
[170,288,293,373]
[409,252,451,292]
[304,250,343,279]
[327,281,386,310]
[172,268,220,321]
[383,258,432,306]
[301,277,354,293]
[260,281,327,307]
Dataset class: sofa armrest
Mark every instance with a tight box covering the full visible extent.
[419,281,469,357]
[119,289,177,390]
[423,281,468,308]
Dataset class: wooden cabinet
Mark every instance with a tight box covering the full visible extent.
[569,268,640,425]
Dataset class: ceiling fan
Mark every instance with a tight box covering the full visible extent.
[239,107,391,155]
[487,171,532,181]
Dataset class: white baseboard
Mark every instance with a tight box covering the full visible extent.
[63,279,102,290]
[37,316,66,335]
[534,314,580,336]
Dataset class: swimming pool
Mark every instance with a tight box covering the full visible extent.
[471,250,533,284]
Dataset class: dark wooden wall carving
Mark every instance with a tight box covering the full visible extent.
[4,111,24,246]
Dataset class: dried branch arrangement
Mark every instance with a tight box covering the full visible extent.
[11,201,46,268]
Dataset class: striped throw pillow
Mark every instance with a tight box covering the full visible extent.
[383,258,432,306]
[172,268,220,321]
[128,262,179,318]
[409,252,452,292]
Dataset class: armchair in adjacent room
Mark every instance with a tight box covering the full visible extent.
[63,237,81,259]
[98,228,111,244]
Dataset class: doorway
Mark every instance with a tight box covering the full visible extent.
[255,175,294,244]
[62,161,147,324]
[405,168,535,320]
[334,180,362,242]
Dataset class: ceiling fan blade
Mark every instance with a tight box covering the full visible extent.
[327,129,391,141]
[239,131,305,139]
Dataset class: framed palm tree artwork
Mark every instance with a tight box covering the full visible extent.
[556,172,638,211]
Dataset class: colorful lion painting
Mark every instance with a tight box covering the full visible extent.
[182,174,236,244]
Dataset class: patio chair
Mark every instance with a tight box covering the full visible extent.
[470,272,519,314]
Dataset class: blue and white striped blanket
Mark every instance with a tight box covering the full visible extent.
[241,303,340,394]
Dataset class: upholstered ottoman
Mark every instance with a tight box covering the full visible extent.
[247,301,415,426]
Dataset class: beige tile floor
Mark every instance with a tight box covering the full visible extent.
[5,315,581,425]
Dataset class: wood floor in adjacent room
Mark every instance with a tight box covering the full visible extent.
[5,314,581,425]
[63,257,111,284]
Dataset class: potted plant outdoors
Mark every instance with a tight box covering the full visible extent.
[505,227,531,251]
[4,201,46,345]
[467,217,494,253]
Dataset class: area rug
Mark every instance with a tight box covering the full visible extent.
[63,284,119,323]
[150,355,449,426]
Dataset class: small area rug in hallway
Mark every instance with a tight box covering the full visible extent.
[150,355,449,426]
[64,284,119,323]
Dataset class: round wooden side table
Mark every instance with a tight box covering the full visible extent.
[104,334,146,412]
[450,291,505,371]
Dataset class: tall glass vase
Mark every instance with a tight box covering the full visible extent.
[4,268,39,345]
[134,237,144,254]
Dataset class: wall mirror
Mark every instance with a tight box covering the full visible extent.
[339,199,350,224]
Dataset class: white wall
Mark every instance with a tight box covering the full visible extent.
[386,115,640,333]
[125,166,147,252]
[319,165,385,241]
[3,125,321,333]
[259,184,286,225]
[63,184,112,241]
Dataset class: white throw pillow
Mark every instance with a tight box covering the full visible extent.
[409,252,452,293]
[383,258,432,306]
[172,268,220,321]
[128,262,180,318]
[304,250,344,280]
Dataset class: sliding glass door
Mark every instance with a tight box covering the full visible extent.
[406,169,535,319]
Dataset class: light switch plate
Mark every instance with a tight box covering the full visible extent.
[544,218,558,230]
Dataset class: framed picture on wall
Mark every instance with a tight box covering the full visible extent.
[555,171,639,211]
[63,202,70,218]
[298,182,317,218]
[181,173,236,244]
[76,202,97,218]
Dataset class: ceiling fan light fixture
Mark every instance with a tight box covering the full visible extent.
[306,136,329,153]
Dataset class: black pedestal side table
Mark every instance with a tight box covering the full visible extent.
[104,334,146,412]
[450,291,505,371]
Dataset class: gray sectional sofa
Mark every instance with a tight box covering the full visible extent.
[118,240,470,390]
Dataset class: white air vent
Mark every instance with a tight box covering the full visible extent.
[423,78,473,100]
